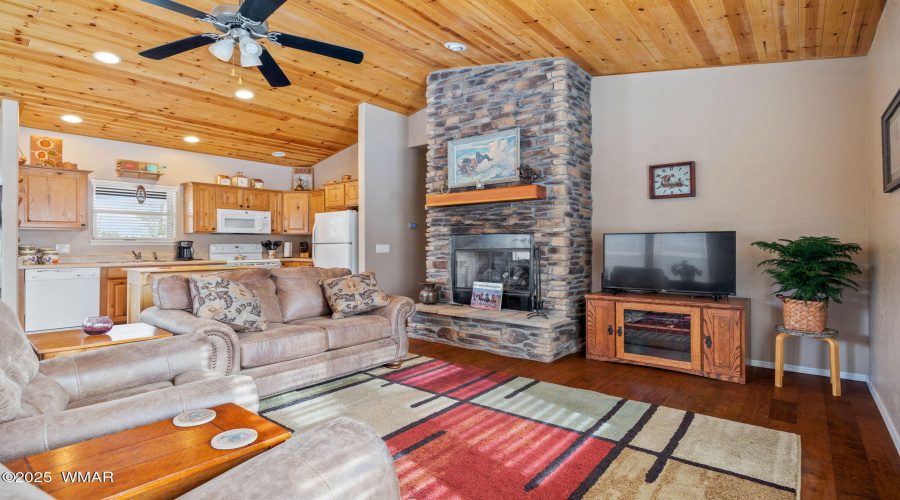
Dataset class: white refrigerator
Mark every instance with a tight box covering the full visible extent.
[313,210,358,273]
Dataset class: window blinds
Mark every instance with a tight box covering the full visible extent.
[91,179,178,244]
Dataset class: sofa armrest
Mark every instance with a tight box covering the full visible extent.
[0,375,258,462]
[140,307,240,375]
[39,333,216,403]
[178,417,400,500]
[364,295,414,361]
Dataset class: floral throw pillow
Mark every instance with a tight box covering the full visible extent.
[318,271,390,319]
[189,276,268,332]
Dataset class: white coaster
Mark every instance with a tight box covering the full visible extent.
[173,409,216,427]
[211,428,258,450]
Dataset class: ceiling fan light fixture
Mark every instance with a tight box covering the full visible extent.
[444,42,467,52]
[209,37,236,62]
[272,152,286,157]
[184,136,200,143]
[61,114,83,123]
[93,51,121,64]
[235,89,255,99]
[239,36,263,67]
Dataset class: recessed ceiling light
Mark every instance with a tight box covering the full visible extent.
[272,152,286,157]
[235,89,255,99]
[61,115,83,123]
[92,51,121,64]
[184,136,200,143]
[444,42,467,52]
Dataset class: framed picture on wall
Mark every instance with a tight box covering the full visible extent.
[447,128,520,188]
[292,167,313,191]
[882,87,900,193]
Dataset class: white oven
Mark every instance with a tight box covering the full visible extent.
[216,209,272,234]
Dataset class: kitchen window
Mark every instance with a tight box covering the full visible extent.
[91,180,178,244]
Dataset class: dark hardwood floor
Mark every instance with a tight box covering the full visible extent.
[408,338,900,500]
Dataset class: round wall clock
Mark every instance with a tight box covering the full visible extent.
[649,161,695,199]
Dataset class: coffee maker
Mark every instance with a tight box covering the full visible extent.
[175,241,194,261]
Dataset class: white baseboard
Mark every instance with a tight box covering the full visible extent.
[867,379,900,456]
[747,359,868,382]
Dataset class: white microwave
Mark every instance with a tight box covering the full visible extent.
[216,209,272,234]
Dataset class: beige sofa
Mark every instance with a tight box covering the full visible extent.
[2,417,401,500]
[0,301,258,462]
[140,267,415,398]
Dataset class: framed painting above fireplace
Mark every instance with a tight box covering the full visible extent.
[447,128,520,188]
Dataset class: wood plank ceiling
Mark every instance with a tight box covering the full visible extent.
[0,0,887,166]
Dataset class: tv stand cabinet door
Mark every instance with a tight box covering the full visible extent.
[587,299,616,358]
[701,308,744,381]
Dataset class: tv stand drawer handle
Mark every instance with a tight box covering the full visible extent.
[705,335,712,348]
[607,325,613,336]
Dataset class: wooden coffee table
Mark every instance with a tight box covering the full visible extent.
[27,323,174,360]
[4,403,290,499]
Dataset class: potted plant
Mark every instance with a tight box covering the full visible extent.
[752,236,861,332]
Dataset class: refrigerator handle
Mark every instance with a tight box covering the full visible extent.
[312,219,318,243]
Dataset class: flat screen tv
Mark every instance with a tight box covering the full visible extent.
[602,231,736,296]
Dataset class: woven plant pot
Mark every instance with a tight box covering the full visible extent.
[778,294,828,332]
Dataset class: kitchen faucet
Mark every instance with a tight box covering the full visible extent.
[131,250,142,261]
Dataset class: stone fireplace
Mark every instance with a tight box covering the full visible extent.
[408,57,593,362]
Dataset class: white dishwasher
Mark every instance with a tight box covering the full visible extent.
[25,267,101,333]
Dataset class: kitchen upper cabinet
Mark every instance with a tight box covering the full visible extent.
[309,190,325,230]
[283,192,310,234]
[19,165,91,230]
[323,179,359,210]
[217,186,242,209]
[183,183,218,233]
[324,184,345,208]
[270,192,283,234]
[243,190,270,211]
[345,181,359,206]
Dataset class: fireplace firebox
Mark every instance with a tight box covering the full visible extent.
[451,233,535,311]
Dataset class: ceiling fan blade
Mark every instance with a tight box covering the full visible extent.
[138,0,209,20]
[268,32,364,64]
[257,49,291,87]
[237,0,288,23]
[139,34,217,60]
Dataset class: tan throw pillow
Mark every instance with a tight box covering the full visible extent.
[318,271,390,319]
[189,276,268,332]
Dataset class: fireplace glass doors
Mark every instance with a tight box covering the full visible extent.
[451,234,534,311]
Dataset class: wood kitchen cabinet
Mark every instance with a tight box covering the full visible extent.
[183,183,218,233]
[282,192,310,234]
[309,189,325,230]
[585,293,749,384]
[323,179,358,210]
[270,192,283,234]
[18,165,92,230]
[217,186,269,211]
[101,268,129,324]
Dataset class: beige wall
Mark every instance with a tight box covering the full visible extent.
[1,100,20,310]
[358,103,426,299]
[591,58,870,376]
[311,143,358,189]
[865,0,900,451]
[17,127,309,259]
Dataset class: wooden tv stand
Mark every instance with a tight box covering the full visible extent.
[585,292,749,384]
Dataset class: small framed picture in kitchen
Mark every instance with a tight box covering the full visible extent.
[292,167,313,191]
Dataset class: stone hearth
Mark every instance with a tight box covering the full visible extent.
[408,57,593,362]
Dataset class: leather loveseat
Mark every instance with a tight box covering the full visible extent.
[0,301,258,462]
[140,267,415,398]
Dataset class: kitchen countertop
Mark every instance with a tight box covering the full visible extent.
[18,257,313,270]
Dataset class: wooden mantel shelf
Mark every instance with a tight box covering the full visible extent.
[425,185,546,207]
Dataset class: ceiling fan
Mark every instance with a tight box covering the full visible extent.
[136,0,364,88]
